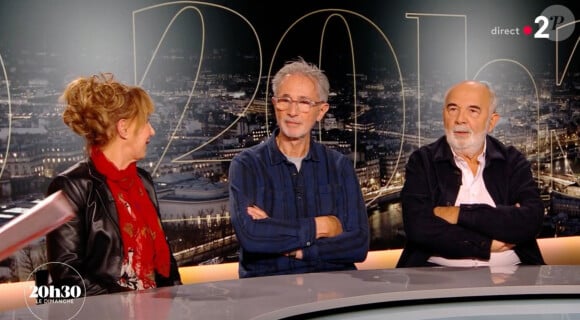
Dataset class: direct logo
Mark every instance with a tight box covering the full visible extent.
[25,262,87,320]
[491,4,575,41]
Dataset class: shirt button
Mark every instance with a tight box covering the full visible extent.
[306,241,311,246]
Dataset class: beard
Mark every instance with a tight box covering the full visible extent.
[277,116,312,140]
[445,124,488,158]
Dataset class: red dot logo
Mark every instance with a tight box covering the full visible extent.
[523,25,533,35]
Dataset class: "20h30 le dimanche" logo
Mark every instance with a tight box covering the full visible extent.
[25,262,87,320]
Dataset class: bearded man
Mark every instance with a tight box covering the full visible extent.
[396,80,545,268]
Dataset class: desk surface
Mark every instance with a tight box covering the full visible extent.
[2,265,579,320]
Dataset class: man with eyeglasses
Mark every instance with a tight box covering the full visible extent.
[397,80,545,268]
[228,58,369,278]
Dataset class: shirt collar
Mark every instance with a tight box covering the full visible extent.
[449,139,487,165]
[435,135,506,168]
[267,128,320,165]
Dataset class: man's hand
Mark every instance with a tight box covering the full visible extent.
[433,206,460,224]
[490,240,515,252]
[285,249,303,260]
[247,205,269,220]
[314,215,343,239]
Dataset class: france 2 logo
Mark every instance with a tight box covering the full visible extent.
[534,4,575,41]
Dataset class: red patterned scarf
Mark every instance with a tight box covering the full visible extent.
[90,147,170,289]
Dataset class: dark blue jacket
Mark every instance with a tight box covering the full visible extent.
[397,135,545,267]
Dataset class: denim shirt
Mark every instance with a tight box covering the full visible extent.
[229,129,369,278]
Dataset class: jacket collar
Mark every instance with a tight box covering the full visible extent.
[432,135,506,167]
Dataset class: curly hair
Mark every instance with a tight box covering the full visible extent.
[60,73,154,148]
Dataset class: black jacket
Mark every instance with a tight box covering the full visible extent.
[46,159,182,296]
[397,136,545,267]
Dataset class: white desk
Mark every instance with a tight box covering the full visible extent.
[2,265,579,320]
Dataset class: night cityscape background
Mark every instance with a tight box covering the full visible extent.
[0,0,578,283]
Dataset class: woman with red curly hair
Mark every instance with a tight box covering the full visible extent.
[45,73,181,296]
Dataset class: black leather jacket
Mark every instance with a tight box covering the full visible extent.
[46,159,182,296]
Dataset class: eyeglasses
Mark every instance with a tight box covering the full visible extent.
[272,96,325,113]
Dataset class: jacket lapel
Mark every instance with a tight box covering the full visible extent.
[87,160,121,232]
[432,138,462,206]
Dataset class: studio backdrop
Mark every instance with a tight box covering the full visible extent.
[0,0,578,283]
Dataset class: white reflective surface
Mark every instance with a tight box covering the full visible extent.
[2,266,580,320]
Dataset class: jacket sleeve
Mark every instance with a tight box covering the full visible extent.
[46,176,127,296]
[155,254,182,287]
[402,151,492,260]
[457,149,544,244]
[300,156,369,263]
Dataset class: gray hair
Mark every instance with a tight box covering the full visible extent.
[479,81,497,114]
[271,57,330,102]
[444,80,497,113]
